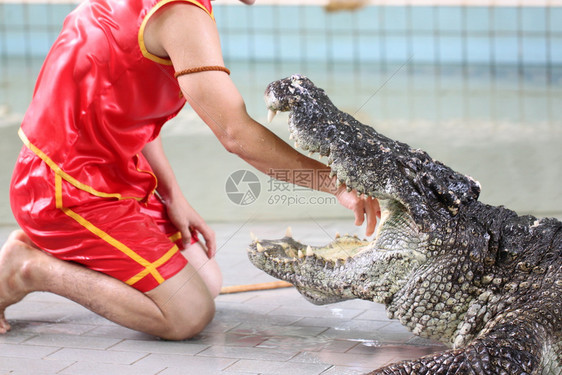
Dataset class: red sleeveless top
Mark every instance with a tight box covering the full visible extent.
[19,0,214,202]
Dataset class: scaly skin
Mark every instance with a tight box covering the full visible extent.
[248,75,562,374]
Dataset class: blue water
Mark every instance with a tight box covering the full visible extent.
[2,4,561,65]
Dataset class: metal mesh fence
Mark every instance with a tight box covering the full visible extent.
[1,1,561,124]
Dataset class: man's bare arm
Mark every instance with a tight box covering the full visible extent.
[144,3,379,234]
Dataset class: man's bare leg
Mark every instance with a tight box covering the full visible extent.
[182,242,222,298]
[0,230,215,340]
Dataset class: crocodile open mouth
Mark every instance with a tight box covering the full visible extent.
[247,196,426,306]
[247,75,447,305]
[248,198,421,267]
[249,75,427,274]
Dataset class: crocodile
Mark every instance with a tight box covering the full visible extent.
[248,75,562,374]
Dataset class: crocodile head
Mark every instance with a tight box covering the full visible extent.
[248,75,482,307]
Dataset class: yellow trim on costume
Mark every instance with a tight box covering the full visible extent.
[55,173,63,209]
[19,128,144,202]
[54,174,179,287]
[168,231,182,243]
[125,244,180,285]
[138,0,215,65]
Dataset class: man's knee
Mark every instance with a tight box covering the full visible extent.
[146,264,217,340]
[159,296,215,341]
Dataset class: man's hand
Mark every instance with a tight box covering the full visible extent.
[335,185,381,237]
[165,195,216,258]
[141,137,216,258]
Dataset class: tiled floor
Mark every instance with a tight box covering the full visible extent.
[0,221,446,375]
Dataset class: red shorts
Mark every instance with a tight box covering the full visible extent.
[10,146,191,292]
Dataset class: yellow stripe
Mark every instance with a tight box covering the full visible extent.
[55,174,63,209]
[125,244,180,285]
[168,231,182,243]
[138,0,215,65]
[54,173,166,286]
[19,128,144,202]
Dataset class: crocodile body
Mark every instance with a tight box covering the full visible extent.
[248,75,561,374]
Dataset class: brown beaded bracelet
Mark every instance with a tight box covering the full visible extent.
[174,66,231,78]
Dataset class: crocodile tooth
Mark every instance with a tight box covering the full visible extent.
[285,226,293,238]
[250,232,258,243]
[335,232,341,239]
[294,141,300,148]
[289,133,294,140]
[256,243,265,252]
[306,245,313,256]
[297,250,304,258]
[267,109,278,123]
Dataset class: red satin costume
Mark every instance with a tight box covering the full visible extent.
[10,0,214,292]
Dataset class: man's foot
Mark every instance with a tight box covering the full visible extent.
[0,230,38,333]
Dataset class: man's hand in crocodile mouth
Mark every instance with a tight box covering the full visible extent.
[334,184,381,236]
